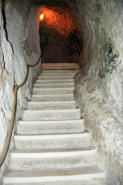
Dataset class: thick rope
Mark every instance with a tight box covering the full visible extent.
[0,54,42,167]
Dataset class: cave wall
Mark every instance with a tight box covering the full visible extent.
[0,0,123,184]
[0,1,14,176]
[74,0,123,184]
[0,0,41,177]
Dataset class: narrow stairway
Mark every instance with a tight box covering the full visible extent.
[3,63,106,185]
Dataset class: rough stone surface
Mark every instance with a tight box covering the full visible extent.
[0,1,14,179]
[0,0,41,180]
[2,65,106,185]
[0,0,123,185]
[74,0,123,184]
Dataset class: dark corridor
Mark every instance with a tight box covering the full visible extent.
[39,1,83,63]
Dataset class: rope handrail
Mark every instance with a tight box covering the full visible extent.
[0,53,42,167]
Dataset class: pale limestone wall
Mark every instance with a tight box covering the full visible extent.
[0,0,41,178]
[74,0,123,184]
[0,1,14,177]
[5,0,41,112]
[0,0,123,184]
[22,6,41,101]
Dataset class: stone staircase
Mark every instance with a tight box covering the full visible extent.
[2,63,106,185]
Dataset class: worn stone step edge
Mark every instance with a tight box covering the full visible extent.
[42,63,79,66]
[14,133,90,141]
[37,76,74,80]
[27,101,76,110]
[34,83,74,88]
[17,120,85,135]
[33,87,74,90]
[17,119,84,125]
[38,75,74,78]
[22,109,80,114]
[8,150,98,171]
[31,94,74,98]
[31,94,74,102]
[33,87,74,91]
[39,73,76,76]
[3,168,106,184]
[42,65,79,68]
[35,80,74,84]
[14,133,91,150]
[41,71,78,74]
[42,66,79,68]
[22,109,80,121]
[14,133,91,146]
[32,88,74,94]
[34,82,74,85]
[10,149,97,158]
[17,120,85,130]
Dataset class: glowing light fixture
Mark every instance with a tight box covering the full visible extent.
[40,13,44,21]
[39,8,76,36]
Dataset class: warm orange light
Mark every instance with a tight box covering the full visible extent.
[40,13,44,21]
[40,8,76,36]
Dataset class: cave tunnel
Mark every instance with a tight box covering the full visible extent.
[0,0,123,184]
[38,1,83,63]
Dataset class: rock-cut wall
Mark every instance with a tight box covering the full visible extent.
[74,0,123,184]
[0,0,41,178]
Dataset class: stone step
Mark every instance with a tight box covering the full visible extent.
[43,68,78,70]
[39,75,75,78]
[27,101,76,110]
[32,87,74,95]
[2,65,107,185]
[3,166,106,185]
[40,73,76,76]
[22,109,80,121]
[42,63,79,67]
[42,67,79,70]
[42,70,78,74]
[14,133,91,150]
[31,94,74,102]
[8,150,98,171]
[34,83,74,88]
[35,79,74,84]
[42,63,79,70]
[38,76,74,80]
[17,120,85,135]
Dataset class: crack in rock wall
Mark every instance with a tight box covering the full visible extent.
[0,0,123,184]
[0,0,14,177]
[0,0,41,178]
[74,0,123,184]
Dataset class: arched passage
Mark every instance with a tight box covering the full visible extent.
[38,1,83,63]
[0,0,123,184]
